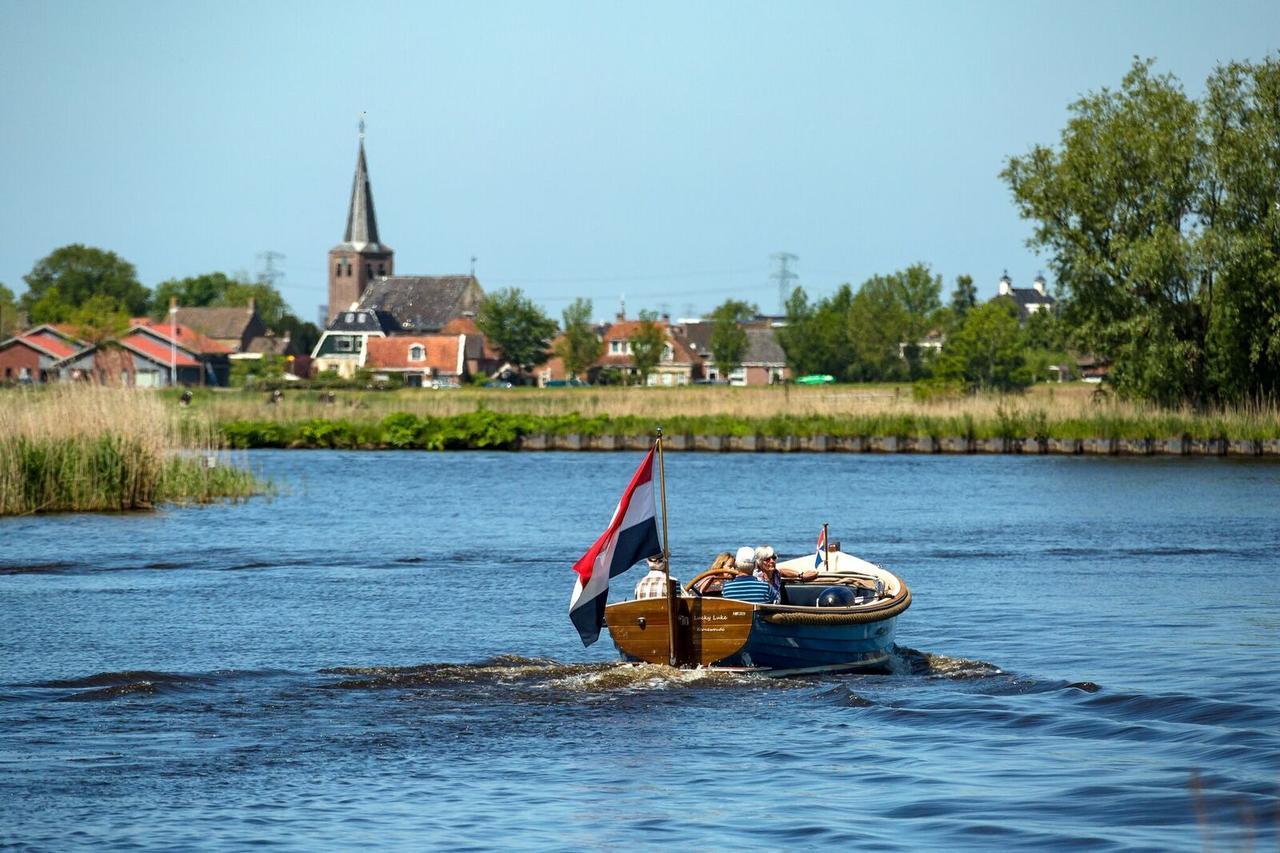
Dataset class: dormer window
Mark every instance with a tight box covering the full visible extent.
[610,340,623,354]
[344,313,355,323]
[409,344,425,362]
[662,344,673,361]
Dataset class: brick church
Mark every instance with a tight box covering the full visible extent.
[311,126,495,385]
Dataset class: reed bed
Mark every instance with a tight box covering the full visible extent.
[0,386,261,515]
[176,384,1280,445]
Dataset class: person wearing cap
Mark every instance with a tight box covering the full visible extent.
[753,544,820,602]
[634,554,676,599]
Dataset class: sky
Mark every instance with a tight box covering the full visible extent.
[1,1,1277,325]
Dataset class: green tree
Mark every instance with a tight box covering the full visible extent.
[476,287,557,373]
[69,294,131,345]
[629,310,666,385]
[847,264,942,380]
[935,299,1031,392]
[776,285,857,379]
[848,276,909,381]
[708,299,756,379]
[949,274,977,324]
[21,245,149,323]
[1002,55,1280,405]
[150,272,288,326]
[0,283,20,338]
[231,354,286,387]
[553,297,603,380]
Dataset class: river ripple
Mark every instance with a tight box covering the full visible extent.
[2,450,1278,850]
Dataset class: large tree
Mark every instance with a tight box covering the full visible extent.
[708,299,756,379]
[476,287,557,373]
[629,310,666,385]
[1002,56,1280,406]
[934,299,1031,392]
[553,297,602,380]
[949,274,977,324]
[21,245,148,323]
[776,284,857,379]
[848,264,943,381]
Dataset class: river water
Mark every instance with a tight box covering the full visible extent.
[2,450,1278,850]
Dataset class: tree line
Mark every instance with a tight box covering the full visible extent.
[2,244,320,351]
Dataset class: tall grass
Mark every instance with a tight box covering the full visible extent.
[0,386,261,515]
[168,384,1280,444]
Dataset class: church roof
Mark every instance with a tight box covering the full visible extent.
[333,139,391,254]
[357,275,484,332]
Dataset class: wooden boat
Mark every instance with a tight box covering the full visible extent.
[605,550,910,676]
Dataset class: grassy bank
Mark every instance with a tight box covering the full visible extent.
[211,402,1280,450]
[0,387,262,515]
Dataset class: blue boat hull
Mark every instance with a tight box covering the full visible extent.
[719,612,898,674]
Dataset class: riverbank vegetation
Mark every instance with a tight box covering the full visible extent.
[139,384,1280,449]
[0,387,261,515]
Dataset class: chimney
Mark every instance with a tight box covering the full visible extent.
[247,296,256,316]
[1033,272,1046,297]
[998,270,1012,297]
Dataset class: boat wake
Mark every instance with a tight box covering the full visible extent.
[320,655,796,694]
[889,646,1004,679]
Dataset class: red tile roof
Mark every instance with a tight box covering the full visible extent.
[118,333,201,368]
[439,317,500,359]
[130,319,233,354]
[364,335,463,372]
[20,330,80,359]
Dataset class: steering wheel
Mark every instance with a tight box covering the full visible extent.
[683,568,740,594]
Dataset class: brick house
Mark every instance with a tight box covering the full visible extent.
[363,334,479,387]
[0,325,85,383]
[56,321,231,386]
[538,315,703,386]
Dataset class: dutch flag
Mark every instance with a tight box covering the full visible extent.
[814,525,827,568]
[568,448,662,646]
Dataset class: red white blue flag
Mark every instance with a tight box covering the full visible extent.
[814,525,827,568]
[569,448,662,646]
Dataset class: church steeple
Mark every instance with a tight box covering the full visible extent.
[327,115,394,323]
[340,116,387,251]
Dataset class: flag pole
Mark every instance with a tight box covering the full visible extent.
[823,522,830,572]
[656,426,676,667]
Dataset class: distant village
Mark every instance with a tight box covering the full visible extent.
[0,133,1075,390]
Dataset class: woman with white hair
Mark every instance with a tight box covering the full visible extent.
[753,544,820,602]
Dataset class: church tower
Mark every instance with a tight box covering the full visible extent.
[327,118,394,323]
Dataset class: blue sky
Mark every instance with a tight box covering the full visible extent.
[1,1,1276,324]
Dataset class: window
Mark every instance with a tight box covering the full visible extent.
[366,264,373,278]
[336,337,353,352]
[345,261,352,276]
[345,313,355,323]
[662,344,673,361]
[335,263,341,276]
[610,340,623,354]
[377,264,385,276]
[409,344,425,362]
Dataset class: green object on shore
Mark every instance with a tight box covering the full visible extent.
[795,374,835,385]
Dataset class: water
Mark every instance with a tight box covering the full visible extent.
[2,450,1278,850]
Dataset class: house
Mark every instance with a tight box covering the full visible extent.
[995,271,1055,321]
[55,321,231,387]
[657,319,789,385]
[0,325,85,383]
[363,334,479,387]
[311,308,395,378]
[174,303,268,353]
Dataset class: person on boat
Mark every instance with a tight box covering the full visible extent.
[686,551,736,596]
[634,555,677,599]
[753,545,820,601]
[721,546,776,603]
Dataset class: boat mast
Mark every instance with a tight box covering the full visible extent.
[656,427,676,667]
